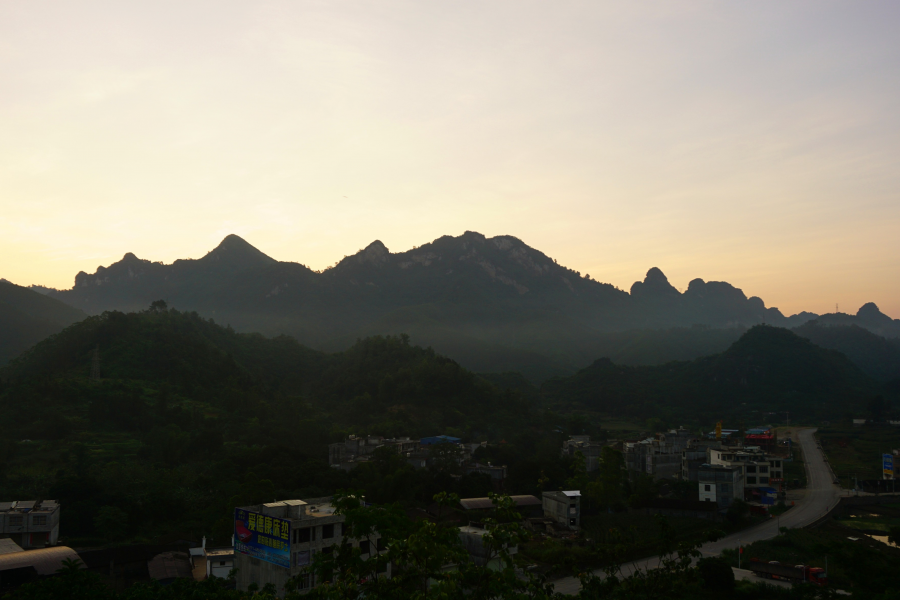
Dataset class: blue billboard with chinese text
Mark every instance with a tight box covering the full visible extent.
[884,454,894,478]
[234,508,291,568]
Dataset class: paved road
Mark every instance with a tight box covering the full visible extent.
[553,428,842,595]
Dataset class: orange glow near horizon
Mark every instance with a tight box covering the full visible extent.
[1,2,899,318]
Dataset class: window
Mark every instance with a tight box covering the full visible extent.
[219,561,227,566]
[359,541,370,555]
[323,524,335,539]
[297,528,311,543]
[747,477,757,484]
[8,516,23,526]
[746,465,757,473]
[569,518,576,526]
[376,538,385,552]
[32,516,47,526]
[704,485,711,492]
[760,477,769,484]
[297,574,311,590]
[759,466,769,473]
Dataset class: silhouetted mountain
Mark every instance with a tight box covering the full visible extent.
[0,280,86,365]
[813,303,900,339]
[541,325,879,422]
[34,233,827,378]
[793,321,900,382]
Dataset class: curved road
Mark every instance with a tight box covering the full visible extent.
[553,428,841,595]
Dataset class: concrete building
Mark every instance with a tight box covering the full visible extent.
[561,435,606,472]
[707,447,784,492]
[698,464,744,509]
[458,524,518,569]
[542,491,580,530]
[234,497,388,597]
[206,547,234,579]
[0,500,60,549]
[624,428,696,480]
[328,435,420,470]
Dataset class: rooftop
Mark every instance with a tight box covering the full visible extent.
[0,500,59,514]
[459,495,541,511]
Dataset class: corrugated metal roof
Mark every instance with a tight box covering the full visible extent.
[0,546,80,575]
[562,491,581,497]
[147,551,193,581]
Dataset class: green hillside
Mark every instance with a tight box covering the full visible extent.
[793,321,900,381]
[0,280,86,366]
[541,325,881,425]
[0,305,540,544]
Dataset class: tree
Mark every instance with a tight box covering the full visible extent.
[586,446,626,511]
[697,556,735,592]
[148,300,168,312]
[94,505,129,543]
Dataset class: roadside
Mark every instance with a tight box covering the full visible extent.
[551,427,841,595]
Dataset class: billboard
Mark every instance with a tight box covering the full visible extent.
[884,454,895,479]
[234,508,291,568]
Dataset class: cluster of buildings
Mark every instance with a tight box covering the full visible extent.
[562,424,787,510]
[234,490,582,596]
[328,435,507,487]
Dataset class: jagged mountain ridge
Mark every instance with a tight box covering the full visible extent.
[34,231,885,378]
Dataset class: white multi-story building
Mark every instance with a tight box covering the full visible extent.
[0,500,60,549]
[698,464,744,508]
[707,447,784,490]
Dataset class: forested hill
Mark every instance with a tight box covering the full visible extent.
[541,325,884,424]
[0,279,86,365]
[33,232,825,379]
[0,305,533,440]
[0,306,543,545]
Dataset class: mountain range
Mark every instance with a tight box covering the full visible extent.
[16,232,900,379]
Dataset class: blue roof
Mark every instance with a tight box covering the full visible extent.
[420,435,462,445]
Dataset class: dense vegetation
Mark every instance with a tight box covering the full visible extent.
[542,325,889,424]
[0,305,565,546]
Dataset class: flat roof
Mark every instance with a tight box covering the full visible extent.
[459,495,541,510]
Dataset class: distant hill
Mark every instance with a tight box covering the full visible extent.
[0,280,86,365]
[541,325,880,423]
[32,232,826,379]
[792,321,900,382]
[812,303,900,339]
[0,306,529,439]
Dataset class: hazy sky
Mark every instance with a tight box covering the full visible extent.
[2,1,898,317]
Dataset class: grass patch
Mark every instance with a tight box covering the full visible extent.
[817,424,898,485]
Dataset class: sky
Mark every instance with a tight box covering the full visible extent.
[1,1,898,318]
